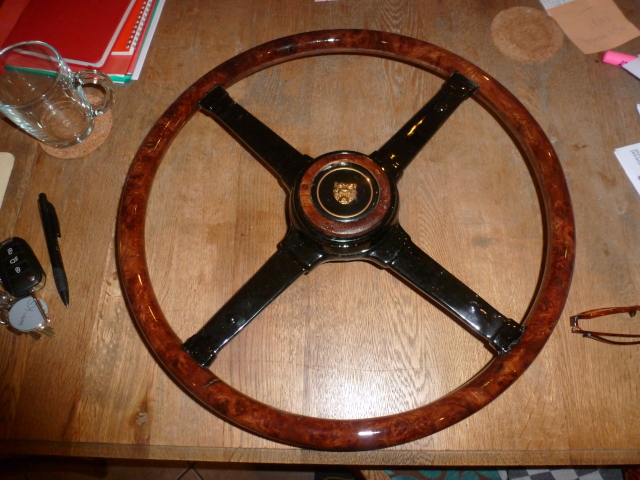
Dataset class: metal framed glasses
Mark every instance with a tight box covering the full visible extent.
[570,306,640,345]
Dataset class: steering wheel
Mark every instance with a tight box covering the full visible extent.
[117,30,575,451]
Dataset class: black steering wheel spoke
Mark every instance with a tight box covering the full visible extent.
[370,72,478,181]
[199,85,314,191]
[367,224,524,354]
[182,228,327,367]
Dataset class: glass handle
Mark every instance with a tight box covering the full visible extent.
[74,70,115,116]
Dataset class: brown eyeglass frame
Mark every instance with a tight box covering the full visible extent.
[571,306,640,345]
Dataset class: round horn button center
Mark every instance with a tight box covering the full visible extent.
[312,165,378,221]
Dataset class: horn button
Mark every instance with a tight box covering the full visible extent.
[314,165,377,220]
[294,151,396,241]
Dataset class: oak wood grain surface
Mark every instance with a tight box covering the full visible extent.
[1,0,639,466]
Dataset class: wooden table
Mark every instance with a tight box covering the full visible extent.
[1,0,640,467]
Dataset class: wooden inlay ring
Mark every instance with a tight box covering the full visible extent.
[298,152,392,238]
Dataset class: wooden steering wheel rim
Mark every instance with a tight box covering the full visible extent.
[117,29,575,451]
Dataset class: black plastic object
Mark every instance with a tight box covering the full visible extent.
[182,229,327,366]
[0,237,45,298]
[199,85,314,191]
[370,71,478,180]
[366,225,524,353]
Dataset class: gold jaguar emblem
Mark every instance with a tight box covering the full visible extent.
[333,182,358,205]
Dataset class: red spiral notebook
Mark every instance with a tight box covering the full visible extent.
[2,0,136,68]
[0,0,163,83]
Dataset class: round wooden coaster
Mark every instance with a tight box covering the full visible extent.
[40,95,114,159]
[491,7,564,63]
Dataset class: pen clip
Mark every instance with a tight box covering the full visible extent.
[50,203,61,238]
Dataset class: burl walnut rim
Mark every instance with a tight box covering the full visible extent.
[117,30,575,451]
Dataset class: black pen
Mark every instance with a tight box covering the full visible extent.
[38,193,69,307]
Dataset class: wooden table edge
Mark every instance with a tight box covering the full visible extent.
[1,441,638,466]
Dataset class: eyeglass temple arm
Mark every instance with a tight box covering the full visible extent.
[580,333,640,346]
[571,305,640,323]
[571,305,640,344]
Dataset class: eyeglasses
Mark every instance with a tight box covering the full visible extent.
[570,306,640,345]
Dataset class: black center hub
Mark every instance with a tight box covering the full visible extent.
[312,164,379,222]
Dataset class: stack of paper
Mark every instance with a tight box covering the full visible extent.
[538,0,640,55]
[0,0,166,84]
[615,143,640,197]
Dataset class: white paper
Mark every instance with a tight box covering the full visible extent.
[615,142,640,196]
[539,0,574,11]
[623,57,640,80]
[547,0,640,54]
[132,0,167,81]
[0,152,15,211]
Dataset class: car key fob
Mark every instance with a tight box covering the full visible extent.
[0,237,45,298]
